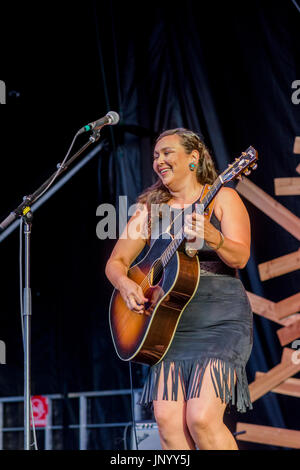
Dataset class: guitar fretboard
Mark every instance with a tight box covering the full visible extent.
[160,176,223,268]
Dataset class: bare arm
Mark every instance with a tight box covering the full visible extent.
[208,187,250,268]
[185,187,251,269]
[105,205,149,312]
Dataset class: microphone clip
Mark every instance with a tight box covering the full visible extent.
[89,129,102,143]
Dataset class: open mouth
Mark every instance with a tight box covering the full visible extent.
[159,167,172,176]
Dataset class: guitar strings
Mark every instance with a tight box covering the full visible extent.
[138,213,191,292]
[138,177,221,293]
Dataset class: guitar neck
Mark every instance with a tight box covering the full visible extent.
[201,176,223,211]
[161,176,223,267]
[160,144,259,267]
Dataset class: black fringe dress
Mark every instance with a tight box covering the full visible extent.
[139,209,253,413]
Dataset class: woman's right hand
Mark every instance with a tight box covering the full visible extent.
[117,276,148,314]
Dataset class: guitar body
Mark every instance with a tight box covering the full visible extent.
[109,232,200,366]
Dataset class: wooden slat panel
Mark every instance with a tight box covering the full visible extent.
[281,313,300,327]
[236,423,300,448]
[249,348,300,402]
[293,136,300,154]
[275,292,300,319]
[236,178,300,240]
[255,372,300,398]
[276,319,300,346]
[246,291,282,324]
[274,177,300,195]
[258,249,300,281]
[246,291,300,326]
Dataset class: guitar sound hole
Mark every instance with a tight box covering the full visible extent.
[149,259,163,286]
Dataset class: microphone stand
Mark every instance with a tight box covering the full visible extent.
[23,212,33,451]
[0,128,102,450]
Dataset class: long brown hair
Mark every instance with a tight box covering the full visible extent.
[137,128,218,208]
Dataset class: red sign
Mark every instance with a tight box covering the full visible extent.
[30,396,49,427]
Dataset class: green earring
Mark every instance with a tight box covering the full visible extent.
[189,162,196,171]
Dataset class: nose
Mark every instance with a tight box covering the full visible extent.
[154,152,165,167]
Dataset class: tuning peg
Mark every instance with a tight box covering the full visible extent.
[250,163,257,170]
[243,169,251,176]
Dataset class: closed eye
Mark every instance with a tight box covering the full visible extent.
[153,152,171,161]
[153,147,175,160]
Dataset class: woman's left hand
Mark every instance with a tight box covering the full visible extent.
[184,212,221,249]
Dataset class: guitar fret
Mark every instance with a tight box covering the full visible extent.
[161,228,184,267]
[202,178,222,209]
[160,177,223,268]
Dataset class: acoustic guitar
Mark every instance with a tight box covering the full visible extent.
[109,146,258,366]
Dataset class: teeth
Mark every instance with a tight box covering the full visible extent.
[160,168,170,174]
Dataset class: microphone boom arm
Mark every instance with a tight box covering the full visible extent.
[0,129,101,232]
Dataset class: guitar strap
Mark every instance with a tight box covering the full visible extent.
[201,184,216,221]
[184,184,216,257]
[146,184,216,247]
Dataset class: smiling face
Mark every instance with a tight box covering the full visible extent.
[153,134,199,189]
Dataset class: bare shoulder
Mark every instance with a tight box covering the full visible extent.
[214,187,247,220]
[217,186,242,201]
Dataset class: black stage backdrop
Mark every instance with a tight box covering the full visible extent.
[0,0,299,450]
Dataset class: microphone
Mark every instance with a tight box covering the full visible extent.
[78,111,120,134]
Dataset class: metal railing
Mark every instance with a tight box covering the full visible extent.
[0,388,143,450]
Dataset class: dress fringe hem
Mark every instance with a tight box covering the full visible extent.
[138,357,253,414]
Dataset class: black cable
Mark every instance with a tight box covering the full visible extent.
[31,131,80,204]
[19,218,24,346]
[129,362,139,450]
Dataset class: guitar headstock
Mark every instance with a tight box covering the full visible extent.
[220,146,258,184]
